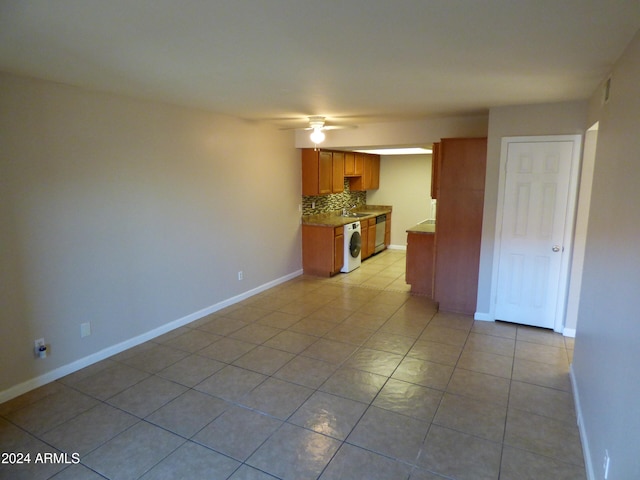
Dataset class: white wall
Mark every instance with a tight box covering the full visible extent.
[572,29,640,480]
[0,73,302,398]
[367,154,433,247]
[475,101,588,321]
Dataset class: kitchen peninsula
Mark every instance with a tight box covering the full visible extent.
[405,221,436,297]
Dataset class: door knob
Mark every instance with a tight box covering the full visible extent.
[552,245,561,252]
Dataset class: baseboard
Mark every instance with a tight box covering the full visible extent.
[474,312,494,321]
[570,364,595,480]
[0,269,303,404]
[563,327,577,338]
[387,244,407,251]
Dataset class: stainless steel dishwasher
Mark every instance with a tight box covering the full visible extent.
[374,214,386,254]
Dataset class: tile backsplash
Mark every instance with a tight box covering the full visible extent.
[302,179,367,216]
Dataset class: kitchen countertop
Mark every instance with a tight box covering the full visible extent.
[302,205,392,227]
[406,220,436,234]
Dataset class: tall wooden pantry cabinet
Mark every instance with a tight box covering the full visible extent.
[433,137,487,315]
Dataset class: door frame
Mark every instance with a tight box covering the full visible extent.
[489,135,582,333]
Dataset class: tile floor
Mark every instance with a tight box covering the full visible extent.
[0,250,585,479]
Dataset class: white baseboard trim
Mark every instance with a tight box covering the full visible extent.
[563,328,577,338]
[0,269,303,404]
[474,312,494,321]
[570,364,594,480]
[387,244,407,251]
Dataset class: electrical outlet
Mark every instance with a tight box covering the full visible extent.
[34,338,46,358]
[80,322,91,338]
[603,450,610,479]
[238,271,243,281]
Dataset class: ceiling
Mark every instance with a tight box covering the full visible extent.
[1,1,638,129]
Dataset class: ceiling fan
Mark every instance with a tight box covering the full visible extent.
[281,116,357,144]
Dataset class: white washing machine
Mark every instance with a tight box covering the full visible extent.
[341,221,362,273]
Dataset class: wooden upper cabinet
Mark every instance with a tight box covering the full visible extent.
[344,152,357,176]
[369,154,380,189]
[349,153,380,191]
[332,151,345,193]
[318,150,333,194]
[353,153,364,176]
[302,149,345,196]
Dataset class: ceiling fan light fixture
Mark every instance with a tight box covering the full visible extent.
[310,127,325,144]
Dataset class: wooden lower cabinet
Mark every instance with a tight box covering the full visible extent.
[406,232,435,297]
[384,213,391,246]
[360,223,369,260]
[361,218,376,260]
[302,224,344,277]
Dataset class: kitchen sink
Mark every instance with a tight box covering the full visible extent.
[341,212,370,218]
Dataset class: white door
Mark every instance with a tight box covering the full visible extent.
[494,138,579,329]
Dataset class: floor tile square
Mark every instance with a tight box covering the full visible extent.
[509,380,576,423]
[107,375,187,417]
[256,311,303,329]
[323,323,374,345]
[373,378,442,422]
[471,320,517,339]
[320,367,387,403]
[6,387,98,436]
[456,349,514,378]
[504,408,584,466]
[194,365,267,402]
[247,423,341,480]
[40,403,138,456]
[289,391,367,440]
[363,331,417,355]
[320,443,411,480]
[512,357,572,391]
[198,337,256,363]
[82,421,184,480]
[289,317,336,336]
[240,378,313,419]
[140,441,239,479]
[70,363,150,401]
[417,424,501,480]
[446,368,510,406]
[500,445,587,480]
[195,316,247,336]
[515,341,568,366]
[273,355,337,388]
[229,324,282,344]
[347,406,429,463]
[342,347,403,376]
[263,330,318,354]
[161,329,221,353]
[516,326,567,348]
[407,340,462,366]
[156,354,225,387]
[302,338,358,364]
[146,390,230,438]
[465,332,516,357]
[232,345,295,375]
[228,465,281,479]
[433,393,506,442]
[419,325,469,347]
[119,344,190,373]
[392,357,454,390]
[193,405,282,461]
